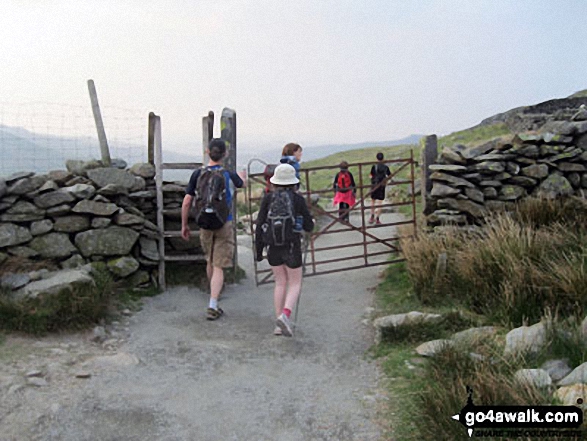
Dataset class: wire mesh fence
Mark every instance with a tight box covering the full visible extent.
[0,101,148,177]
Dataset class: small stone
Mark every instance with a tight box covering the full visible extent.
[30,219,54,236]
[554,384,587,408]
[8,384,24,395]
[415,339,454,357]
[60,254,86,270]
[504,322,546,355]
[558,362,587,386]
[474,161,505,173]
[27,377,48,387]
[121,309,132,316]
[63,184,96,199]
[38,180,59,193]
[431,183,460,197]
[91,217,112,229]
[363,307,376,317]
[499,185,526,201]
[536,174,573,199]
[452,327,498,345]
[46,204,72,216]
[5,171,35,184]
[130,163,156,179]
[91,326,107,343]
[541,359,573,383]
[1,273,31,290]
[514,369,552,388]
[97,184,129,196]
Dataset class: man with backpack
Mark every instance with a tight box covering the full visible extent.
[181,138,244,320]
[255,164,314,337]
[332,161,356,223]
[369,152,391,225]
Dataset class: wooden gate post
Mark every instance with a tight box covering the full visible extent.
[421,135,438,215]
[148,112,156,165]
[202,110,214,164]
[220,108,238,272]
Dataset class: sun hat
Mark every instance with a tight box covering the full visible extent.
[270,163,299,185]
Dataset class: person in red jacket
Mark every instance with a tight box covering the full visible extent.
[332,161,356,223]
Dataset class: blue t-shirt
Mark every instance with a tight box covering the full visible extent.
[185,165,244,221]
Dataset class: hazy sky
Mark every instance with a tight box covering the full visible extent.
[2,0,587,153]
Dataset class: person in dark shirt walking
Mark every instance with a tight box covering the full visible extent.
[369,152,391,225]
[181,138,244,320]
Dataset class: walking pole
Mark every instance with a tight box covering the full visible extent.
[293,231,310,330]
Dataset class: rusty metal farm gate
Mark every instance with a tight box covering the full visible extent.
[246,153,418,286]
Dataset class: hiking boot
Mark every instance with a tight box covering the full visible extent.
[276,313,294,337]
[368,215,375,224]
[376,218,382,225]
[206,307,224,321]
[273,326,283,336]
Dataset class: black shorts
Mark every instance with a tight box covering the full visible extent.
[371,186,385,200]
[267,241,303,269]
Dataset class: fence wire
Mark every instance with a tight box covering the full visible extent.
[0,101,147,176]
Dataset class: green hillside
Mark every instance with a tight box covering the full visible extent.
[302,143,417,192]
[568,89,587,98]
[437,122,511,149]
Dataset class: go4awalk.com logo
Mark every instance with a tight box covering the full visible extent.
[452,387,583,438]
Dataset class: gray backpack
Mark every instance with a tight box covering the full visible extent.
[264,190,295,247]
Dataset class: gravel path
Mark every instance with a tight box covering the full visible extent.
[0,213,395,441]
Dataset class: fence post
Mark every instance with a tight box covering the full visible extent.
[421,135,438,215]
[87,79,111,167]
[148,112,155,165]
[202,110,214,164]
[153,115,166,289]
[220,108,238,273]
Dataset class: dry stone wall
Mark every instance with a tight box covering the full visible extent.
[426,119,587,227]
[0,160,201,292]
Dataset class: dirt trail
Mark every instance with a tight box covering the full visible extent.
[0,212,399,441]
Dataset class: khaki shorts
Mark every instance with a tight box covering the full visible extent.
[199,221,235,268]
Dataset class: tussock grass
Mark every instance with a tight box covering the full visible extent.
[401,197,587,327]
[416,345,554,441]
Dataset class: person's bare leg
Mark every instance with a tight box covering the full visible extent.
[375,199,383,220]
[210,266,224,301]
[271,265,288,318]
[283,266,303,312]
[207,261,213,281]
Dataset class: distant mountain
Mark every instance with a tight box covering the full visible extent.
[0,124,151,177]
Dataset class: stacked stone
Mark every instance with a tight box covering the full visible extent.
[0,160,194,291]
[426,120,587,226]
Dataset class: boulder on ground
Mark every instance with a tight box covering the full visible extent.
[504,322,547,356]
[13,268,95,301]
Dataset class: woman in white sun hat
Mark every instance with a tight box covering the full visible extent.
[255,163,314,337]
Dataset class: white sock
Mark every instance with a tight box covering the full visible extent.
[209,298,218,310]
